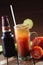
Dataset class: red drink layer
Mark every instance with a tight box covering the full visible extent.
[15,27,30,57]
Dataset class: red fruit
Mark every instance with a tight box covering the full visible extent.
[42,50,43,56]
[31,46,43,59]
[32,37,43,49]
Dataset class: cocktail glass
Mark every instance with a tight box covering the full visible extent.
[14,24,38,65]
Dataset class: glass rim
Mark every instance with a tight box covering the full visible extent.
[14,24,29,29]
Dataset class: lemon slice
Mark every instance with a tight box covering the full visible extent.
[23,19,33,29]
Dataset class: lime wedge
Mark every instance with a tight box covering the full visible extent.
[0,45,2,52]
[23,19,33,29]
[30,41,32,50]
[15,43,17,50]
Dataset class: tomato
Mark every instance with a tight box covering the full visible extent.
[31,46,43,59]
[32,37,43,49]
[42,50,43,56]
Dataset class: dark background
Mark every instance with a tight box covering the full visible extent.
[0,0,43,44]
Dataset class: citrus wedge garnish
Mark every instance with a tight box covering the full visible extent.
[15,43,17,50]
[23,19,33,29]
[0,45,3,52]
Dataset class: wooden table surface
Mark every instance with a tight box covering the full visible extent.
[0,54,43,65]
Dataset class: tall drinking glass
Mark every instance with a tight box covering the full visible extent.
[14,24,37,65]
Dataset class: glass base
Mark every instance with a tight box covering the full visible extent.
[18,56,32,61]
[17,56,34,65]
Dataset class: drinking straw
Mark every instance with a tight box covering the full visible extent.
[10,5,16,26]
[10,5,19,65]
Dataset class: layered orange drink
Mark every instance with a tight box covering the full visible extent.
[14,24,30,57]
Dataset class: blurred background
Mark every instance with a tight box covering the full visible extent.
[0,0,43,45]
